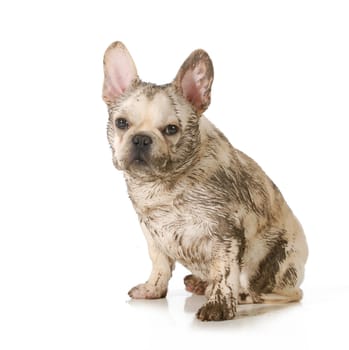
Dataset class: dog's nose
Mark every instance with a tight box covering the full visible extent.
[132,134,153,148]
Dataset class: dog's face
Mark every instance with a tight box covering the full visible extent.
[102,42,214,179]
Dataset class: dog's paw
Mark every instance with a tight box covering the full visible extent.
[196,298,236,321]
[184,275,208,295]
[128,283,167,299]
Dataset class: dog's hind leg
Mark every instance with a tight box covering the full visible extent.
[184,275,208,295]
[259,288,303,304]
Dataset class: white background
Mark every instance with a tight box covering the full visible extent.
[0,1,348,349]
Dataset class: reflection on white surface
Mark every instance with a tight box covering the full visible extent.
[123,286,349,349]
[122,287,349,349]
[1,1,349,349]
[128,292,299,320]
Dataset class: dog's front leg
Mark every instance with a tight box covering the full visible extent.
[128,222,174,299]
[196,237,240,321]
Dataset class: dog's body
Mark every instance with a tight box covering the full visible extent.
[102,42,308,321]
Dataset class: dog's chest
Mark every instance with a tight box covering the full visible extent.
[146,208,213,276]
[131,184,214,276]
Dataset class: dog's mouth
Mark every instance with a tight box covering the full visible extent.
[132,158,147,166]
[117,146,171,176]
[128,150,150,168]
[123,152,171,176]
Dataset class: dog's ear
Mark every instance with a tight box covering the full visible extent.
[102,41,139,105]
[173,49,214,115]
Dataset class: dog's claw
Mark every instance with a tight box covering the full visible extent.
[196,300,236,321]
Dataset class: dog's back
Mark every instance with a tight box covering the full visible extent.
[199,116,308,299]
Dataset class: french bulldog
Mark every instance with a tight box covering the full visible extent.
[102,41,308,321]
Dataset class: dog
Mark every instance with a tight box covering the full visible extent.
[102,41,308,321]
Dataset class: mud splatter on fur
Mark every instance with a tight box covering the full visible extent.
[102,41,308,321]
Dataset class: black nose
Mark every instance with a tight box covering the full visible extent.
[132,134,153,148]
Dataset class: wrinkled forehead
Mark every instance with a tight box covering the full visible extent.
[120,86,179,127]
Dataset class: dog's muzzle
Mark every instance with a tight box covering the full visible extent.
[131,134,153,164]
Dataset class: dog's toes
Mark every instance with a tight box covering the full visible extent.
[184,275,207,295]
[238,292,255,304]
[196,300,236,321]
[128,283,167,299]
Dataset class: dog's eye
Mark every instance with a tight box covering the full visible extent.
[164,125,178,136]
[115,118,129,130]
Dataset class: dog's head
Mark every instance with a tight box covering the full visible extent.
[102,42,213,180]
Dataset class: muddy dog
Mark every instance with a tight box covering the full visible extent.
[102,41,308,321]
